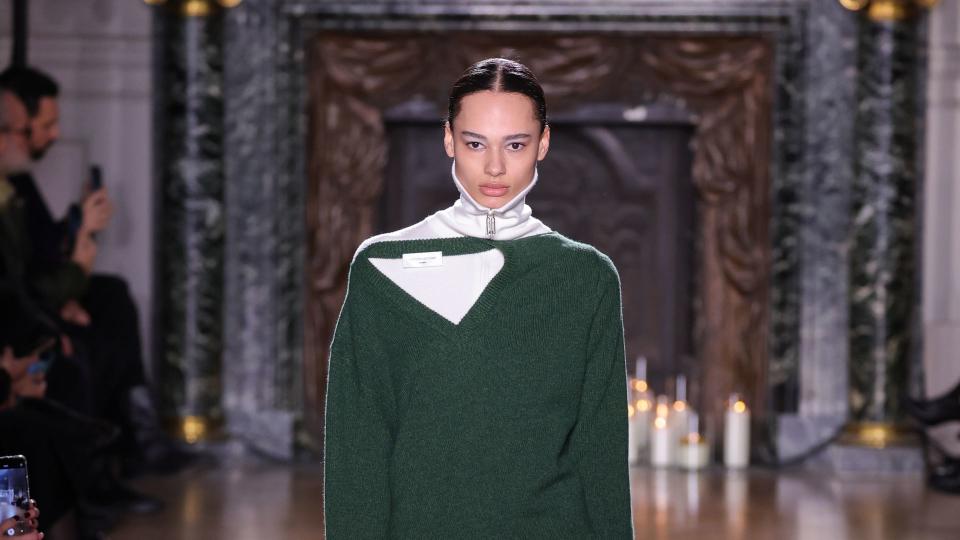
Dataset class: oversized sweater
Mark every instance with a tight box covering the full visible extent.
[323,232,634,538]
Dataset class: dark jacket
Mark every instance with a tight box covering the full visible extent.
[8,173,72,266]
[0,177,81,352]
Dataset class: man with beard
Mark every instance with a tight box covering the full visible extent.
[0,66,194,480]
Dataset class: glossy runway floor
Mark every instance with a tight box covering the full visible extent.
[112,462,960,539]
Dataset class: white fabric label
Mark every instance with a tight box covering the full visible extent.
[402,251,443,268]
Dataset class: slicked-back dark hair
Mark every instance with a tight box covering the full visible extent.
[0,66,59,117]
[447,58,547,133]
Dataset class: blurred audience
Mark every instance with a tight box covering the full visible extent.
[0,67,196,539]
[0,66,192,477]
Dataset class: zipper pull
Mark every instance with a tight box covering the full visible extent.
[486,210,496,239]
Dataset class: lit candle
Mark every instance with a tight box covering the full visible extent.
[678,413,709,470]
[631,356,649,395]
[650,416,671,467]
[724,394,750,468]
[634,395,653,453]
[670,375,690,465]
[650,395,672,467]
[628,403,640,465]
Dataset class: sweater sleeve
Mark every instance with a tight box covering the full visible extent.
[569,254,634,538]
[323,281,392,538]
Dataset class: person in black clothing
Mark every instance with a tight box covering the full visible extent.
[0,66,194,477]
[2,79,168,538]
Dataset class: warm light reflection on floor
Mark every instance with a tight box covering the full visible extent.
[112,461,960,539]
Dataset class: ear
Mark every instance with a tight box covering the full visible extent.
[443,122,455,158]
[537,125,551,161]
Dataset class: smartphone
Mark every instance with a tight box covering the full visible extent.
[0,455,30,521]
[26,348,56,376]
[89,164,103,192]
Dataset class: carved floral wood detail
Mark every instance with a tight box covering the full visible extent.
[305,33,773,443]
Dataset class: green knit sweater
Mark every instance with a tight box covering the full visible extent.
[323,232,633,538]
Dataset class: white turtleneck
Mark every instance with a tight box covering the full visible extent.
[358,161,551,324]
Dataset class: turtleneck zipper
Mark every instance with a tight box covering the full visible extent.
[486,210,496,239]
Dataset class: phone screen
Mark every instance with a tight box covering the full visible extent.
[90,165,103,191]
[0,455,29,521]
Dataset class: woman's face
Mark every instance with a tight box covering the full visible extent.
[444,91,550,209]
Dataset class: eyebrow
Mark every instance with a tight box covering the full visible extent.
[460,131,532,142]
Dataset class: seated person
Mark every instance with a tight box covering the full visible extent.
[0,66,192,476]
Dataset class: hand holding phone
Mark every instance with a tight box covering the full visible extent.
[80,164,112,235]
[0,456,30,523]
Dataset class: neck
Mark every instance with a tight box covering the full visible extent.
[429,161,550,240]
[450,161,538,218]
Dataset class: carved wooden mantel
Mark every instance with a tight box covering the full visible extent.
[304,32,773,445]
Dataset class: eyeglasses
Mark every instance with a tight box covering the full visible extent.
[0,126,31,138]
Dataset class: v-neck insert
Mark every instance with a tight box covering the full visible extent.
[368,249,504,325]
[353,234,555,334]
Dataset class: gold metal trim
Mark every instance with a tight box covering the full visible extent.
[837,0,940,21]
[839,0,870,10]
[168,415,224,444]
[870,0,910,21]
[143,0,243,16]
[839,421,918,448]
[182,0,213,17]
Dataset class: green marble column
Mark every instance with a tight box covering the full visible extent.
[153,0,231,443]
[844,11,922,447]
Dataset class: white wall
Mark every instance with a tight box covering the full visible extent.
[0,0,154,375]
[924,1,960,399]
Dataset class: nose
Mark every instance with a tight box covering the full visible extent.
[484,148,505,177]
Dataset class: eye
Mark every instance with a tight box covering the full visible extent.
[465,141,483,150]
[507,142,525,151]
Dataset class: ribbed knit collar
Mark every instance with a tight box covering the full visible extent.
[430,161,550,240]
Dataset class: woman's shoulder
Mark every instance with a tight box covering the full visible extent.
[527,232,619,279]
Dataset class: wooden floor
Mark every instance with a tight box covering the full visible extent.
[111,462,960,539]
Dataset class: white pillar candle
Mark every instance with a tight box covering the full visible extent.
[650,415,672,467]
[631,356,649,396]
[679,412,709,470]
[679,435,710,470]
[670,402,689,466]
[724,394,750,468]
[627,404,640,465]
[633,395,653,452]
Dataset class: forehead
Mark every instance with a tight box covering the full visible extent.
[455,91,538,131]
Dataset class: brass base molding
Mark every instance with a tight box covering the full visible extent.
[167,415,225,444]
[839,422,918,448]
[144,0,242,17]
[838,0,939,21]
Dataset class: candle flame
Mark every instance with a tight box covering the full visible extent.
[654,417,667,429]
[673,400,687,412]
[686,433,701,444]
[628,404,636,418]
[656,403,670,418]
[633,379,649,393]
[733,400,747,413]
[636,399,652,412]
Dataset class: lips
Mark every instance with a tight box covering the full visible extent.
[479,183,510,197]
